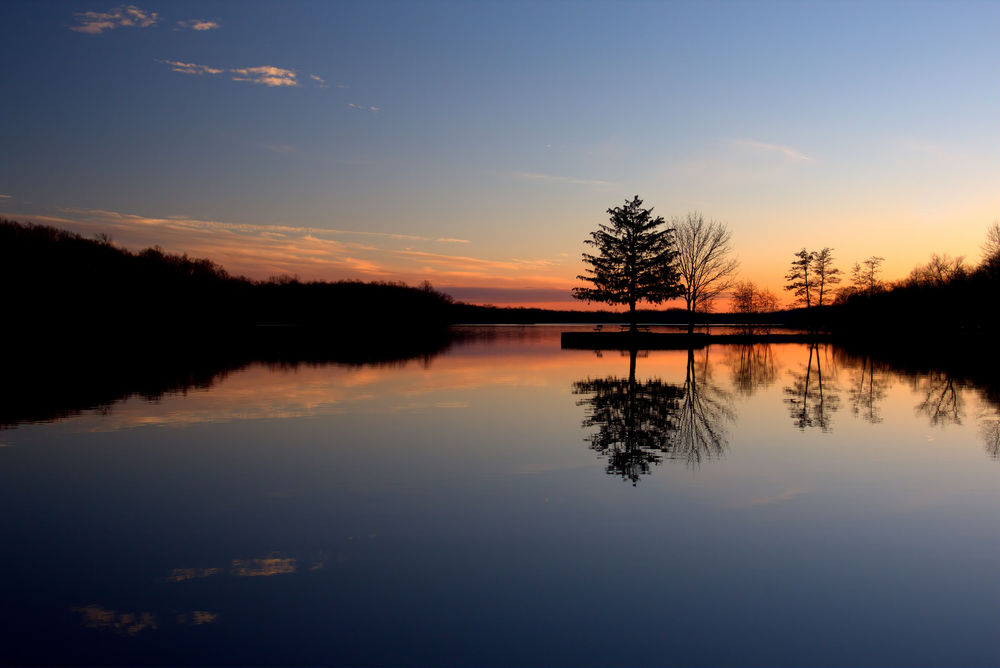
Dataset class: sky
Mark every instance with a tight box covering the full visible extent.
[2,0,998,309]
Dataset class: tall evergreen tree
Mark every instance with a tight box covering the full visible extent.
[785,248,816,308]
[573,196,681,332]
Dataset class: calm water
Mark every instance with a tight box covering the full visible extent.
[2,326,1000,666]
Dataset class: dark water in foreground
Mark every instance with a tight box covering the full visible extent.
[2,326,1000,666]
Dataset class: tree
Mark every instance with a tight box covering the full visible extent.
[674,213,739,334]
[731,280,779,335]
[811,247,842,307]
[851,256,885,296]
[784,248,815,308]
[906,253,966,287]
[573,196,681,332]
[982,221,1000,274]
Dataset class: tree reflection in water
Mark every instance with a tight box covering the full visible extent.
[847,355,891,424]
[783,343,840,431]
[676,348,735,466]
[573,348,733,485]
[981,408,1000,459]
[725,343,778,397]
[912,372,965,427]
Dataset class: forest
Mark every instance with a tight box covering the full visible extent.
[4,215,999,343]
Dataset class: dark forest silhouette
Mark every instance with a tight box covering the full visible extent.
[5,215,1000,347]
[1,218,454,337]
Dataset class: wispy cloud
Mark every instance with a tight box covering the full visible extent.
[70,5,158,34]
[348,103,379,113]
[231,66,298,87]
[731,139,811,163]
[309,74,329,88]
[0,194,11,199]
[156,59,224,76]
[513,171,618,189]
[436,238,470,244]
[156,60,301,88]
[176,19,220,31]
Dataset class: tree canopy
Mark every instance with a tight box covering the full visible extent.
[573,196,681,330]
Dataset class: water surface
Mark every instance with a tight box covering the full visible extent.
[2,326,999,665]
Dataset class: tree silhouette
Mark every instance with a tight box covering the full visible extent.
[906,253,967,287]
[673,213,739,335]
[850,256,885,297]
[785,248,815,308]
[573,196,681,332]
[982,221,1000,270]
[811,247,842,307]
[731,280,779,336]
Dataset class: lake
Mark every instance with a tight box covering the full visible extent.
[2,326,999,666]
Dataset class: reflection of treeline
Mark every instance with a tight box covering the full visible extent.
[0,329,454,430]
[2,219,454,334]
[836,342,1000,457]
[835,340,1000,409]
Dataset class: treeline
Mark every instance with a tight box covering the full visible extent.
[777,223,1000,339]
[1,218,454,338]
[6,216,998,341]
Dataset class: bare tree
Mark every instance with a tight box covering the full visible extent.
[850,256,885,297]
[784,248,815,308]
[982,220,1000,270]
[811,248,842,307]
[731,280,779,335]
[907,253,966,286]
[673,212,739,334]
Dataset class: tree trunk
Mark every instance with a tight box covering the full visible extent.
[629,300,637,333]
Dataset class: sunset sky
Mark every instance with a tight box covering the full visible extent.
[2,1,998,309]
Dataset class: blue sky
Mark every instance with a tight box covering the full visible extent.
[2,1,998,306]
